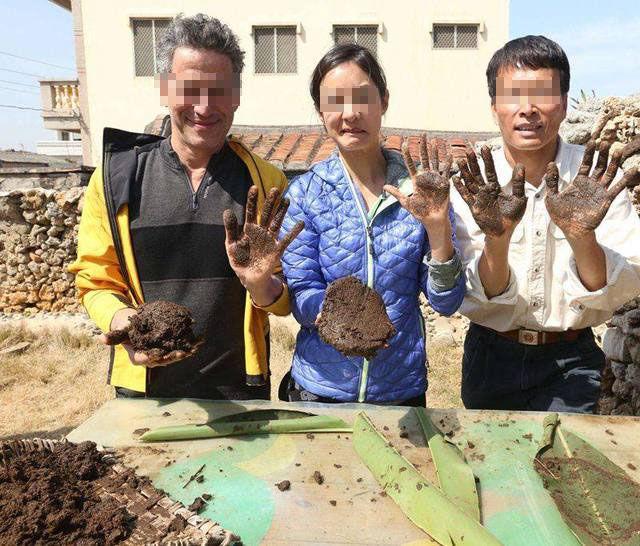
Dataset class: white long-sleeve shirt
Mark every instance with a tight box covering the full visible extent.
[450,138,640,332]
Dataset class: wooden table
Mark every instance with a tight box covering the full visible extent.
[67,399,640,546]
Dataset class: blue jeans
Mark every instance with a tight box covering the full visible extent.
[461,323,603,413]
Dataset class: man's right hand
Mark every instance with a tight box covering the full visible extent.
[453,145,527,239]
[98,308,186,367]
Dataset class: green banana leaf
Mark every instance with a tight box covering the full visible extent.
[209,409,317,423]
[535,413,640,546]
[353,412,502,546]
[141,414,351,442]
[414,408,481,522]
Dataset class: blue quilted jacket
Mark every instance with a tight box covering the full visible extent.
[280,150,465,402]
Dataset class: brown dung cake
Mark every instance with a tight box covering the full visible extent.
[105,301,202,360]
[317,276,396,359]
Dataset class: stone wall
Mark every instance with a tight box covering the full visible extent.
[597,299,640,416]
[0,188,84,314]
[0,166,92,192]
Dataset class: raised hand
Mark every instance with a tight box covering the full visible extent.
[223,186,304,287]
[384,134,452,226]
[453,145,527,238]
[545,140,640,240]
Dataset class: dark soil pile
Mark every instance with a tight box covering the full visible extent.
[0,441,135,545]
[105,301,202,360]
[317,276,396,359]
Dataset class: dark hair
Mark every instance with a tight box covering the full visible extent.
[486,35,570,102]
[310,43,388,110]
[157,13,245,74]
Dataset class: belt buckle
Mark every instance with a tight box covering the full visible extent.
[518,329,540,345]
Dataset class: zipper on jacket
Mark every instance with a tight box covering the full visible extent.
[340,158,379,403]
[102,150,140,305]
[180,168,209,212]
[358,215,376,402]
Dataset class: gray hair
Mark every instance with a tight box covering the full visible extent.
[157,13,245,74]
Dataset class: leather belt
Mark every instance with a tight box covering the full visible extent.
[489,327,587,346]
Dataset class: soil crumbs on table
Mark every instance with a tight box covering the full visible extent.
[0,440,135,545]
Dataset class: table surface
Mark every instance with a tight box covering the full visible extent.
[67,399,640,546]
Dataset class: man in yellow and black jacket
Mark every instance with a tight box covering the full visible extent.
[70,14,299,399]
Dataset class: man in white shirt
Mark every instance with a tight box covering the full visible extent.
[450,35,640,413]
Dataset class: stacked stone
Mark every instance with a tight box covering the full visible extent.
[0,187,84,314]
[597,298,640,416]
[560,94,640,147]
[561,94,640,212]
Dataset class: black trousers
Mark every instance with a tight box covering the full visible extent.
[461,323,603,413]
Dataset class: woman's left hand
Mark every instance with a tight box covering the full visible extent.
[384,133,452,228]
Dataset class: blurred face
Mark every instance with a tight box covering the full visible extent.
[318,61,388,153]
[160,46,240,154]
[492,66,567,152]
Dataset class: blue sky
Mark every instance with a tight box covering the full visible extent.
[1,0,638,152]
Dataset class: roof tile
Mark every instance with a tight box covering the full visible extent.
[286,133,322,171]
[250,133,283,160]
[229,128,493,173]
[268,133,303,169]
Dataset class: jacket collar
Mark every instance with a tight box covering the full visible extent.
[309,147,410,192]
[159,136,232,173]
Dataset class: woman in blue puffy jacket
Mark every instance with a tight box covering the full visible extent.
[279,43,466,406]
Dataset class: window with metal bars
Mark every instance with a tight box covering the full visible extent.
[132,18,170,76]
[432,24,478,49]
[333,25,378,57]
[254,26,297,74]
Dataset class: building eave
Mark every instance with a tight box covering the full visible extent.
[48,0,71,11]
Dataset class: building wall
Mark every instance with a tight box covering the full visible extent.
[79,0,509,165]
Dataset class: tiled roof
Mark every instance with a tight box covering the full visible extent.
[143,116,497,173]
[0,150,74,167]
[229,127,498,173]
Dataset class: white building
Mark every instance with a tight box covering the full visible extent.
[50,0,509,166]
[37,77,82,163]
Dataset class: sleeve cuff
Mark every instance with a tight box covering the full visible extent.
[565,245,627,311]
[82,290,132,332]
[252,282,290,316]
[426,250,463,293]
[466,255,519,304]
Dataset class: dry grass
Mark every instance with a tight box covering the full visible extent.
[0,316,462,440]
[426,340,464,408]
[268,317,297,401]
[0,323,112,440]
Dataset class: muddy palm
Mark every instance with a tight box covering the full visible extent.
[453,145,527,238]
[223,186,304,283]
[545,140,640,238]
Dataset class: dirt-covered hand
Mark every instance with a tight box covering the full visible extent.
[224,186,304,287]
[621,135,640,167]
[384,134,452,226]
[100,302,202,367]
[545,140,640,240]
[453,145,527,238]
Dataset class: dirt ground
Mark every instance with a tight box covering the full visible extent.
[0,314,463,440]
